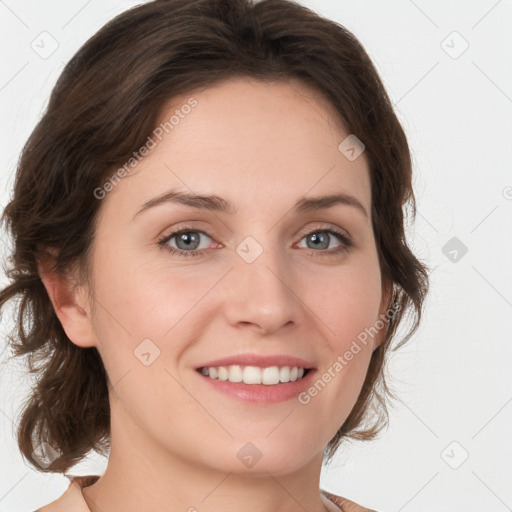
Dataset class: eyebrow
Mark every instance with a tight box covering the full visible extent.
[133,189,368,219]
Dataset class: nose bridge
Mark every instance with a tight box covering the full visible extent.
[224,234,300,332]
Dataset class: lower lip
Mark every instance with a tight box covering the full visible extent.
[196,369,317,404]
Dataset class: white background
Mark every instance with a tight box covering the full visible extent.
[1,1,511,511]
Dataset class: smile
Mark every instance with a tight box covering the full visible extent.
[198,365,308,385]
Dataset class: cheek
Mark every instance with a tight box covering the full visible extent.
[310,256,383,347]
[87,248,225,392]
[302,252,382,412]
[90,244,208,338]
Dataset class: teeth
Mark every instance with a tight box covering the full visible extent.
[218,366,228,381]
[200,365,307,385]
[244,365,262,384]
[279,366,290,383]
[229,365,243,383]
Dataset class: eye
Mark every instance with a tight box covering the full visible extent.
[295,226,353,257]
[157,224,353,258]
[157,227,213,257]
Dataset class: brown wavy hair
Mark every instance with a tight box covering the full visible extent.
[0,0,428,473]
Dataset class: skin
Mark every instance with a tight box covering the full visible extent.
[39,77,391,512]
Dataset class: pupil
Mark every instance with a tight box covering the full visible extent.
[178,232,199,250]
[310,232,328,249]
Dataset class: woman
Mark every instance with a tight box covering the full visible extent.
[0,1,428,511]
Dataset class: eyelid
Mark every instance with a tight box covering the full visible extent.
[301,222,352,240]
[157,221,354,260]
[295,224,353,251]
[157,226,217,249]
[158,221,350,244]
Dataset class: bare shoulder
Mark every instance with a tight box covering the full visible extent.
[322,490,380,512]
[33,475,100,512]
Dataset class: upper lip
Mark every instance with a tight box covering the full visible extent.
[195,353,315,370]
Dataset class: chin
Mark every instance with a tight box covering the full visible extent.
[201,435,319,476]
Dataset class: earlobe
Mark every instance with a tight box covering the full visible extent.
[37,257,97,348]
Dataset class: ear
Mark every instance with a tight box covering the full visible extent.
[37,255,97,348]
[373,279,395,351]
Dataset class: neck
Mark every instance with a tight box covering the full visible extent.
[82,397,333,512]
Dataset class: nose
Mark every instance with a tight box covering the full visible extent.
[222,244,301,335]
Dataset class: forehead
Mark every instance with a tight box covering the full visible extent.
[99,77,371,220]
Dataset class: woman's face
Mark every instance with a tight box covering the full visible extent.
[71,77,389,475]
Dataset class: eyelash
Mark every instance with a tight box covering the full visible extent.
[157,225,353,259]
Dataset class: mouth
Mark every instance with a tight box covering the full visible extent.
[196,365,311,386]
